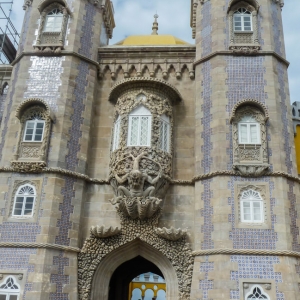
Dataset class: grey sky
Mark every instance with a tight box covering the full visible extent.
[7,0,300,103]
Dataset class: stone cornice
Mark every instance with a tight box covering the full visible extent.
[194,51,290,67]
[193,248,300,258]
[1,167,300,186]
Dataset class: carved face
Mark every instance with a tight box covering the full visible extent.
[129,170,143,188]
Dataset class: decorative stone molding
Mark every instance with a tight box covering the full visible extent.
[99,59,195,81]
[90,226,121,238]
[155,227,187,241]
[10,161,46,173]
[108,77,183,103]
[229,45,260,54]
[190,1,198,39]
[78,213,193,300]
[228,1,261,53]
[23,0,33,10]
[233,164,270,176]
[34,2,69,53]
[0,242,80,252]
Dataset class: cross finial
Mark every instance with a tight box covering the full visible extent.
[151,13,159,35]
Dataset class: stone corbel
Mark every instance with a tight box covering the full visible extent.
[124,59,129,78]
[176,59,181,79]
[189,60,195,79]
[162,60,168,79]
[110,59,116,80]
[23,0,33,10]
[136,60,142,77]
[149,59,155,77]
[233,164,270,177]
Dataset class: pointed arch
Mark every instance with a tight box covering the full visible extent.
[227,0,260,13]
[91,239,179,300]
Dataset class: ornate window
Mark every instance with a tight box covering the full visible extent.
[245,285,270,300]
[12,99,53,169]
[12,184,36,217]
[238,116,260,144]
[234,8,252,31]
[127,105,152,147]
[0,276,20,299]
[228,1,260,53]
[35,2,69,53]
[112,115,121,151]
[231,102,269,176]
[240,189,263,223]
[160,114,170,152]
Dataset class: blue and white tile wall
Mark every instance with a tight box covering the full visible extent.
[230,255,284,300]
[199,256,214,299]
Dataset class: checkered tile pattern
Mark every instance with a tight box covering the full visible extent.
[199,256,214,299]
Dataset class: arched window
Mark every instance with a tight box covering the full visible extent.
[127,106,152,147]
[112,115,121,151]
[240,189,263,223]
[238,115,260,144]
[43,8,64,32]
[0,276,20,299]
[160,114,170,152]
[12,184,36,217]
[245,285,270,300]
[234,8,252,32]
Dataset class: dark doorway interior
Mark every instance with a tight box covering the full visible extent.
[108,255,164,300]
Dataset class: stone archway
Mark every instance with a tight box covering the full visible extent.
[90,239,178,300]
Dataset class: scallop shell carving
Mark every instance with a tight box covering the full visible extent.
[90,225,121,238]
[112,197,162,220]
[155,227,187,241]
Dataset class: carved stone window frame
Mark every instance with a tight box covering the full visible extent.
[235,183,271,229]
[6,179,42,223]
[240,280,275,300]
[228,1,261,54]
[230,100,270,176]
[34,1,70,53]
[12,99,54,169]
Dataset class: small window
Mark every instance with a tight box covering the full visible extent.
[2,83,8,95]
[0,276,20,300]
[234,8,252,32]
[112,115,121,151]
[159,114,170,152]
[238,116,260,144]
[245,285,270,300]
[127,106,152,147]
[240,189,264,223]
[23,118,45,142]
[12,184,36,217]
[43,8,64,32]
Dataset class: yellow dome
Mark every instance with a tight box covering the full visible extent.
[114,35,190,46]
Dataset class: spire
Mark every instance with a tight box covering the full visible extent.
[151,14,159,35]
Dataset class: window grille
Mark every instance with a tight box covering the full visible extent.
[234,8,252,31]
[159,115,170,152]
[246,286,270,299]
[12,185,36,217]
[43,8,64,32]
[240,190,264,223]
[0,276,20,300]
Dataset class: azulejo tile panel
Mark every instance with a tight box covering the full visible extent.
[199,256,214,299]
[201,1,212,57]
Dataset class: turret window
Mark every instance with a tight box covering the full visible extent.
[234,8,252,32]
[23,118,45,142]
[238,116,260,144]
[160,114,170,152]
[112,115,121,151]
[0,276,20,300]
[127,106,152,147]
[240,189,264,223]
[43,8,64,32]
[12,184,36,217]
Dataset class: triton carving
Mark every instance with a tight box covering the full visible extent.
[78,213,193,300]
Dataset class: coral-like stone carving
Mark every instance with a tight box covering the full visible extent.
[78,213,193,300]
[155,227,187,241]
[90,225,121,238]
[10,161,46,173]
[111,196,162,220]
[233,164,269,177]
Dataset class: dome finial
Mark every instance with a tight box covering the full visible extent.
[151,13,159,35]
